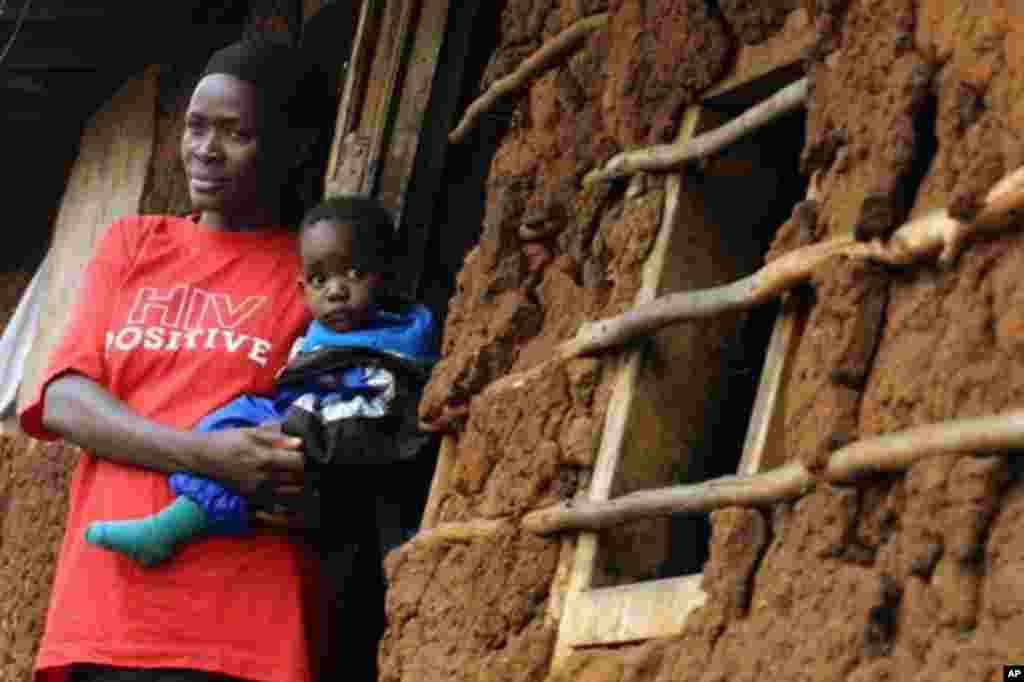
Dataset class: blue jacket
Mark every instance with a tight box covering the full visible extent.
[169,303,437,541]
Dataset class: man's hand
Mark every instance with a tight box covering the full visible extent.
[252,507,307,533]
[195,424,304,497]
[250,478,308,532]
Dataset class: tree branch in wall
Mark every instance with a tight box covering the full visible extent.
[448,13,608,144]
[583,77,809,187]
[523,408,1024,535]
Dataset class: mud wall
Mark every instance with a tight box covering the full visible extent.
[0,270,45,678]
[390,1,1024,682]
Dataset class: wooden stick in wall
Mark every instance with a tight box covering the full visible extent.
[522,408,1024,535]
[404,518,511,551]
[448,13,608,144]
[556,165,1024,361]
[583,77,809,187]
[863,163,1024,267]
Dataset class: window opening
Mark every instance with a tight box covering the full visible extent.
[594,103,809,587]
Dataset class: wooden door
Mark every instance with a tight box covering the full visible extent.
[323,0,482,295]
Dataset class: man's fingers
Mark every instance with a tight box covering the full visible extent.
[270,435,304,450]
[268,447,305,472]
[253,510,304,530]
[250,426,302,450]
[252,510,288,528]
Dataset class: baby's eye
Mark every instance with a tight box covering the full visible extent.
[307,273,326,288]
[229,129,256,143]
[344,268,367,280]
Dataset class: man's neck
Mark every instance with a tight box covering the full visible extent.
[198,206,279,231]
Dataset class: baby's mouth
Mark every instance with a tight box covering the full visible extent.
[324,310,354,329]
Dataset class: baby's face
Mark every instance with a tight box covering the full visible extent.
[298,219,384,332]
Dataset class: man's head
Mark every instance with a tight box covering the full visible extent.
[298,196,400,332]
[182,37,312,229]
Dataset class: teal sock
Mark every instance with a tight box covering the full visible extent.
[85,496,208,566]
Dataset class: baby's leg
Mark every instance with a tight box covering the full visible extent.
[85,495,208,566]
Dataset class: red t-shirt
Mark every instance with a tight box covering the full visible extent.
[19,215,314,682]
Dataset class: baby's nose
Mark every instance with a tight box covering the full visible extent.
[326,281,350,300]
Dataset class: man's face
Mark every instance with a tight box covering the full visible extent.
[181,74,277,227]
[299,220,384,333]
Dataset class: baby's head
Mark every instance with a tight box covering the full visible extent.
[298,195,398,332]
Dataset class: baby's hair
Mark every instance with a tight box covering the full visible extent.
[300,195,399,274]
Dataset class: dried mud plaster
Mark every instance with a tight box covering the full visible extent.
[803,0,937,241]
[603,0,732,146]
[408,2,1024,682]
[381,525,561,682]
[718,0,800,45]
[0,439,76,681]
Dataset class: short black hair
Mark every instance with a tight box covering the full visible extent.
[202,36,323,127]
[300,195,400,273]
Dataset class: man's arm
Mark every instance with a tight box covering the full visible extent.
[42,373,303,496]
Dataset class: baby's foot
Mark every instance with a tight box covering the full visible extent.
[85,496,207,566]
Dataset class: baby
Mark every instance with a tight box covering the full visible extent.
[85,195,438,565]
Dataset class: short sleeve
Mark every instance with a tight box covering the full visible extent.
[19,216,136,440]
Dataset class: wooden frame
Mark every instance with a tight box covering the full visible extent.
[552,204,807,658]
[324,0,391,197]
[323,0,481,296]
[737,294,806,477]
[561,573,707,648]
[322,0,454,203]
[553,64,812,662]
[552,107,709,663]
